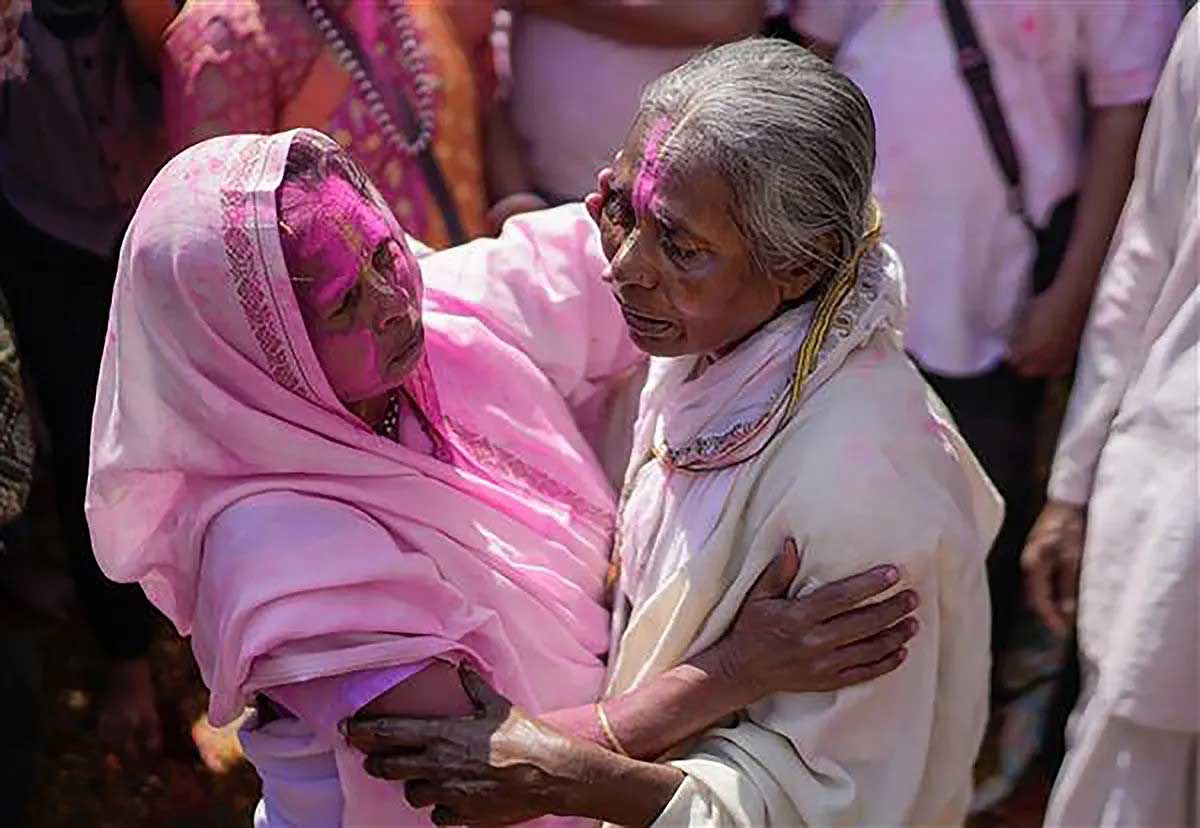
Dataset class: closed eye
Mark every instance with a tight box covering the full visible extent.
[330,281,362,319]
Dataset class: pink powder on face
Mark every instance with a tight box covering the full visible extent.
[279,174,425,403]
[632,117,673,217]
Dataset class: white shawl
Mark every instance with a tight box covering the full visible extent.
[608,244,1003,827]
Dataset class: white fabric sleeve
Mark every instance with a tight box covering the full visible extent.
[651,449,992,827]
[653,557,944,827]
[1080,1,1180,107]
[1048,26,1193,505]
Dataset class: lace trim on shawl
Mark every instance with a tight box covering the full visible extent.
[447,417,614,535]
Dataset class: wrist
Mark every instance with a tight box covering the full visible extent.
[692,638,760,710]
[560,741,684,826]
[1044,499,1087,528]
[1048,263,1098,317]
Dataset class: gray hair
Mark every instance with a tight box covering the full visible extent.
[636,38,877,283]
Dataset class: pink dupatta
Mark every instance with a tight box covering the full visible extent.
[87,132,636,734]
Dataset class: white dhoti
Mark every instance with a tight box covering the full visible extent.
[1046,671,1198,828]
[1043,14,1200,828]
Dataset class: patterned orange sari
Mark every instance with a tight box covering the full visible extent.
[163,0,492,248]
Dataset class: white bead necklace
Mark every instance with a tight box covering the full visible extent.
[303,0,437,157]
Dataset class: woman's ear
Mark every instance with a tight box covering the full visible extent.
[769,233,838,302]
[771,266,820,303]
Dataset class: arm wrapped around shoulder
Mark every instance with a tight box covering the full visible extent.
[193,491,482,727]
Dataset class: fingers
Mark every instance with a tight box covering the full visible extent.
[458,665,509,716]
[586,167,615,223]
[584,191,603,223]
[412,783,516,827]
[806,565,902,621]
[816,589,918,645]
[431,804,462,827]
[341,716,444,753]
[597,166,614,195]
[746,539,802,601]
[1054,545,1081,629]
[1023,541,1066,637]
[829,618,918,673]
[406,779,442,809]
[364,752,442,781]
[833,648,908,687]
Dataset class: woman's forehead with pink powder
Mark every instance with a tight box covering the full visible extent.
[280,174,420,310]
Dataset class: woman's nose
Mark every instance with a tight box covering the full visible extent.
[607,231,657,290]
[377,298,414,333]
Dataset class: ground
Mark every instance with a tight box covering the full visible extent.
[24,618,259,828]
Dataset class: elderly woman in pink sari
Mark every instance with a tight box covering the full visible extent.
[86,127,918,827]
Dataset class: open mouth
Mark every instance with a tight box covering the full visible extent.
[619,303,677,339]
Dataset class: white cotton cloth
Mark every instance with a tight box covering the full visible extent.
[1047,12,1199,736]
[606,245,1004,827]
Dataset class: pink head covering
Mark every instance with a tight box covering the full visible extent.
[274,133,443,423]
[87,130,611,724]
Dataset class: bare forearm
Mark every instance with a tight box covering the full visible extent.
[524,0,765,47]
[542,641,749,760]
[555,740,685,827]
[1054,103,1147,314]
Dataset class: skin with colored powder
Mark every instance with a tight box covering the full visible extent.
[598,119,820,359]
[280,174,426,406]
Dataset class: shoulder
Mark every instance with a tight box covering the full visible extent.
[777,337,945,487]
[753,339,997,575]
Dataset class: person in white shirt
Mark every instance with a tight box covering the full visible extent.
[504,0,764,205]
[1022,12,1198,825]
[790,0,1180,806]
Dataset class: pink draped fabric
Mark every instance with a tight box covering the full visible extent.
[88,130,642,825]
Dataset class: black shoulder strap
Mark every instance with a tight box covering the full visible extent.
[939,0,1034,229]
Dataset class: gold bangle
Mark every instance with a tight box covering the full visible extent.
[595,702,629,757]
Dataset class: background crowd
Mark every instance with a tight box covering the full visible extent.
[0,1,1193,826]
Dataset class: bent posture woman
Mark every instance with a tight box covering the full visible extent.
[88,128,918,826]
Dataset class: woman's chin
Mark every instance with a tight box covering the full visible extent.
[628,326,689,358]
[385,338,425,381]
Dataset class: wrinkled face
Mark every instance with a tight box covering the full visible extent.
[598,118,785,358]
[284,176,425,404]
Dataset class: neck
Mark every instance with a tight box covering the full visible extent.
[349,392,391,429]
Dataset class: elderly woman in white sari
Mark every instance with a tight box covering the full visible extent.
[346,39,1002,827]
